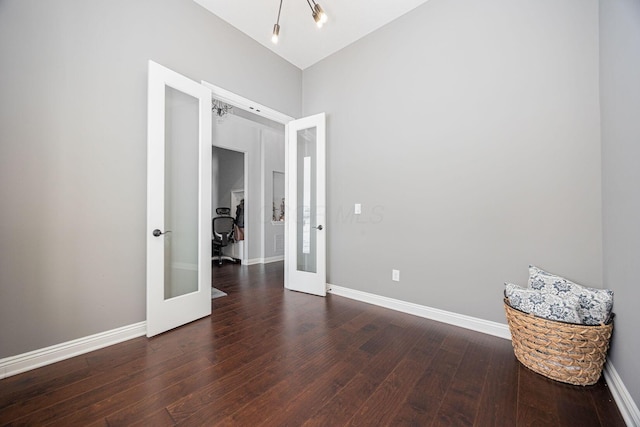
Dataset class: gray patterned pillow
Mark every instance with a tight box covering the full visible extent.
[528,265,613,325]
[505,283,581,324]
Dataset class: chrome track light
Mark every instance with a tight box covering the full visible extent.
[272,0,329,43]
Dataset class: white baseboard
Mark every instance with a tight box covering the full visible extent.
[0,321,147,380]
[327,284,511,340]
[604,362,640,426]
[243,256,284,265]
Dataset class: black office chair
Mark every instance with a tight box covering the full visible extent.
[212,207,236,266]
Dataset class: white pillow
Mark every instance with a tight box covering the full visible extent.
[528,265,613,325]
[505,283,581,324]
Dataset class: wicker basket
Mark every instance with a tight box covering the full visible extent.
[504,298,613,386]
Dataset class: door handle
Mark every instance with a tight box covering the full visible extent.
[315,225,323,231]
[152,229,172,237]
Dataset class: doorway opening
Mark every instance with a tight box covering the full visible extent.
[146,62,326,339]
[204,81,327,297]
[210,97,287,295]
[212,146,245,265]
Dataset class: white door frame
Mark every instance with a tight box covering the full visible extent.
[200,82,327,296]
[201,83,294,125]
[229,187,246,262]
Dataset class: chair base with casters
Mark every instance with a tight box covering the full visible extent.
[212,207,241,267]
[211,242,241,266]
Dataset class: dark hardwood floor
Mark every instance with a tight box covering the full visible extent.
[0,262,625,426]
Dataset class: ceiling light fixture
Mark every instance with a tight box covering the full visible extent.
[212,99,233,123]
[306,0,326,28]
[312,1,328,25]
[272,0,283,44]
[272,0,328,43]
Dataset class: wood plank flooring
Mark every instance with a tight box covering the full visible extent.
[0,262,625,426]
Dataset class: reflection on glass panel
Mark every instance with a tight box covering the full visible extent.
[297,127,317,273]
[302,156,311,254]
[164,86,199,299]
[272,171,285,222]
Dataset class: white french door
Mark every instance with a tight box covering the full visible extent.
[146,61,212,337]
[285,113,326,296]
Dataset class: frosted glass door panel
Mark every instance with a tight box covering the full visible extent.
[297,128,317,273]
[164,87,199,299]
[285,112,325,296]
[147,60,211,338]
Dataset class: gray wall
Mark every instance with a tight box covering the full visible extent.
[600,0,640,409]
[213,147,244,210]
[0,0,301,358]
[303,0,602,323]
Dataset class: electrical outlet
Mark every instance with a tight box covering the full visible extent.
[355,203,362,215]
[392,269,400,282]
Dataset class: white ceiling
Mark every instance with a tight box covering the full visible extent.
[193,0,431,70]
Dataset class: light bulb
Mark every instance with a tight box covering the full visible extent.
[314,4,328,24]
[272,23,280,44]
[313,11,323,28]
